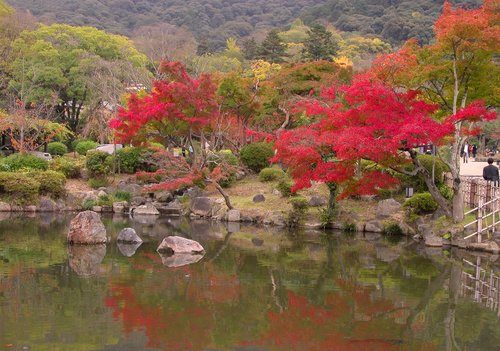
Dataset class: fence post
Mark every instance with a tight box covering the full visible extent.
[477,199,483,243]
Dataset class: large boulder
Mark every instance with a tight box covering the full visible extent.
[226,209,241,222]
[376,199,402,218]
[157,236,204,254]
[309,195,327,207]
[365,220,384,233]
[68,211,107,244]
[133,203,160,216]
[117,182,143,196]
[253,194,265,203]
[155,191,173,203]
[117,227,143,243]
[190,197,215,217]
[38,197,58,212]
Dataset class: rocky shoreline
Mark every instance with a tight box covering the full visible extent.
[1,181,498,254]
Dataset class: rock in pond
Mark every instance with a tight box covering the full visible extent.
[157,236,204,254]
[253,194,265,203]
[117,227,143,243]
[68,245,106,277]
[158,253,204,267]
[133,203,160,216]
[68,211,107,244]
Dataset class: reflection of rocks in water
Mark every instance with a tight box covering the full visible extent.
[375,244,401,263]
[117,242,142,257]
[158,252,204,267]
[38,212,57,227]
[190,220,226,241]
[68,245,106,277]
[0,212,10,222]
[252,238,264,247]
[132,214,158,225]
[227,222,240,233]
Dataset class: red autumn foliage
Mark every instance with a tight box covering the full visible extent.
[273,77,449,198]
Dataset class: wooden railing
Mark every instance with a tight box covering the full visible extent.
[463,197,500,243]
[461,257,500,317]
[445,175,500,208]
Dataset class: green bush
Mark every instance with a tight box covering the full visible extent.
[30,170,66,197]
[116,147,152,174]
[0,172,40,204]
[276,178,293,197]
[86,150,113,177]
[319,207,337,227]
[404,192,439,215]
[82,198,96,210]
[398,155,450,192]
[287,197,308,227]
[259,167,285,182]
[49,156,83,178]
[342,222,357,233]
[438,184,453,201]
[240,142,274,172]
[113,190,131,203]
[47,142,68,156]
[88,178,109,189]
[97,194,113,206]
[75,140,98,155]
[383,222,404,236]
[0,153,48,171]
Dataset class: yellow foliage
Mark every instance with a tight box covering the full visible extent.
[334,56,353,68]
[250,59,281,81]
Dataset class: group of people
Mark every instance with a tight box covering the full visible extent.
[462,142,478,163]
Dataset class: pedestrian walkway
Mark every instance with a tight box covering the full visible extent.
[460,159,492,177]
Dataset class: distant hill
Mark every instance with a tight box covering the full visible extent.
[6,0,482,48]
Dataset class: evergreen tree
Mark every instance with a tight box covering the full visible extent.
[259,30,287,63]
[303,23,339,61]
[242,38,259,60]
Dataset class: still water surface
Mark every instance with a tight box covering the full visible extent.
[0,213,499,351]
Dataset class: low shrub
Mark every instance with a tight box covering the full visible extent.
[49,156,83,178]
[47,142,68,156]
[86,150,113,177]
[287,196,308,227]
[97,194,113,207]
[342,222,357,233]
[0,153,48,171]
[259,167,285,182]
[116,147,152,174]
[0,172,40,204]
[75,140,98,155]
[88,178,110,189]
[404,192,439,215]
[383,222,404,236]
[30,170,66,197]
[113,190,131,203]
[276,178,293,197]
[240,142,274,172]
[82,198,96,210]
[319,207,337,227]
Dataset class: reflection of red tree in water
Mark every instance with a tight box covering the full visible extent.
[105,284,213,350]
[241,288,437,351]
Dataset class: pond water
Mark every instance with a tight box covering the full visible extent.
[0,213,499,351]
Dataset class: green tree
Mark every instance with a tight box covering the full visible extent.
[9,24,149,134]
[259,30,287,63]
[302,23,339,61]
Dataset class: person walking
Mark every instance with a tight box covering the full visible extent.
[463,142,469,163]
[483,158,499,187]
[472,144,477,159]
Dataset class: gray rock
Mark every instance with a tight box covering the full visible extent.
[112,201,127,213]
[309,195,327,207]
[157,236,205,254]
[157,200,183,216]
[68,245,106,277]
[226,209,240,222]
[82,192,98,203]
[466,241,500,254]
[117,183,143,196]
[92,205,102,212]
[117,228,143,243]
[39,197,58,212]
[252,238,264,246]
[68,211,107,244]
[424,234,443,247]
[23,205,37,212]
[0,202,11,212]
[253,194,265,203]
[190,197,213,217]
[376,199,402,218]
[97,190,108,198]
[131,196,147,206]
[303,220,323,229]
[159,253,204,267]
[155,191,173,203]
[365,220,384,233]
[133,203,160,216]
[117,242,142,257]
[185,187,206,198]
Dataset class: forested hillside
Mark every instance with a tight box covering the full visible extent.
[6,0,482,48]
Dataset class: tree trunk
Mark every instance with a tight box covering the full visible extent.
[327,182,338,212]
[212,180,234,210]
